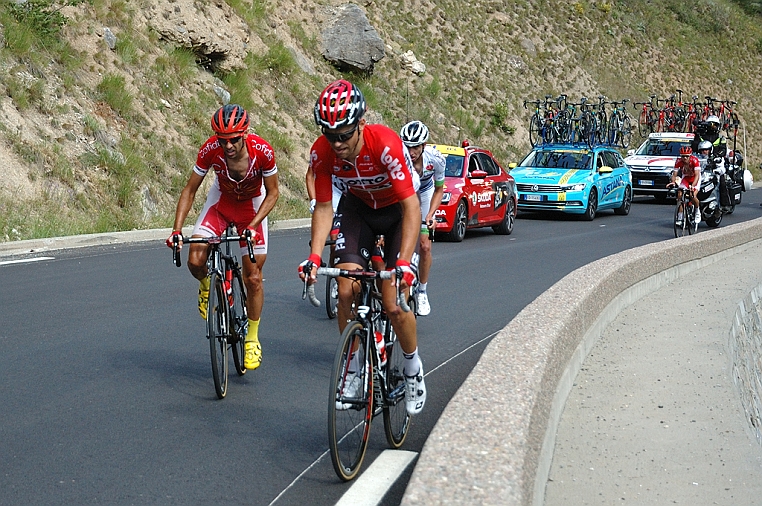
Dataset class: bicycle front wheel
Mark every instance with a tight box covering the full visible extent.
[208,273,229,399]
[230,267,248,376]
[382,318,412,448]
[528,115,542,147]
[674,203,688,238]
[620,116,632,149]
[328,320,373,481]
[325,275,338,320]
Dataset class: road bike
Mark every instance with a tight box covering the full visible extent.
[634,95,658,137]
[303,264,414,481]
[606,99,632,148]
[668,186,698,238]
[172,225,255,399]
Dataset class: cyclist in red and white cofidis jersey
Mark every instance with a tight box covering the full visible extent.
[167,104,279,372]
[299,79,426,416]
[667,145,701,225]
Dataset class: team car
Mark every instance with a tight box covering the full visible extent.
[624,132,695,200]
[430,141,517,242]
[509,143,632,220]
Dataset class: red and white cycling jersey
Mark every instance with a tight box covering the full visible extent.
[674,155,700,187]
[310,124,416,209]
[194,134,278,200]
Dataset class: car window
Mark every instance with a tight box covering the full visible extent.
[443,154,465,177]
[475,153,500,176]
[600,151,618,168]
[468,155,480,174]
[520,149,591,169]
[636,139,690,156]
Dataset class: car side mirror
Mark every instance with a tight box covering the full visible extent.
[508,162,517,170]
[468,169,488,179]
[598,166,613,174]
[627,149,635,156]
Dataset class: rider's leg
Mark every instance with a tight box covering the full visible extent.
[188,242,211,319]
[416,230,432,315]
[242,254,266,370]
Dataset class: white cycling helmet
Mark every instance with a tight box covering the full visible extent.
[400,121,430,147]
[706,115,720,126]
[698,140,712,152]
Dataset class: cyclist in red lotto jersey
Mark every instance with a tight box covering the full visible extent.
[299,80,426,415]
[167,104,279,371]
[667,145,701,225]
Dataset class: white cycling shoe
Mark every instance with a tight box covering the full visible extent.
[336,373,362,411]
[416,291,431,316]
[404,366,426,415]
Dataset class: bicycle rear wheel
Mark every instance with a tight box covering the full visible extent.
[674,203,688,238]
[230,267,248,376]
[207,273,229,399]
[382,317,412,448]
[328,320,373,481]
[325,275,338,319]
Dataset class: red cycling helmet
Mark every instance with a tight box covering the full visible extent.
[314,80,366,130]
[679,146,692,156]
[211,104,249,138]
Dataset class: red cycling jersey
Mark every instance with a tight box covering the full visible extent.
[309,124,416,209]
[194,134,278,200]
[674,155,700,184]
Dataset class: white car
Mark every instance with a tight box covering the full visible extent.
[624,132,695,200]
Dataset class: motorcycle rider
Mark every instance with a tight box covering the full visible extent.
[667,146,701,226]
[691,115,727,158]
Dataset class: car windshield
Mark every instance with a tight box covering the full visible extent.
[443,154,465,177]
[636,139,690,156]
[519,149,591,170]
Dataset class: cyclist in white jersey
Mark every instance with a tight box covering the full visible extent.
[400,121,445,316]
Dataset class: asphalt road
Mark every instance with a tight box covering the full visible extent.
[1,191,760,506]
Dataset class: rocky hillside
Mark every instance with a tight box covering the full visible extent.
[1,0,760,241]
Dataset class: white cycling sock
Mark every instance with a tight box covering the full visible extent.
[403,348,421,377]
[418,282,427,293]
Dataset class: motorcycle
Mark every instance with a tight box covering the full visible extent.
[694,159,724,228]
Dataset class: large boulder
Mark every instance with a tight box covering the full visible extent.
[321,4,385,73]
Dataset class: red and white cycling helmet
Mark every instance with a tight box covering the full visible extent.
[314,80,366,130]
[679,146,692,156]
[400,121,430,147]
[211,104,249,138]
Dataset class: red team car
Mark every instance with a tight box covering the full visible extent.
[430,141,517,241]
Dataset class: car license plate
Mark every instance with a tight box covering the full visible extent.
[525,194,542,201]
[639,180,654,186]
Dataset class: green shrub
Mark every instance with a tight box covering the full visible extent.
[96,73,132,117]
[9,0,89,39]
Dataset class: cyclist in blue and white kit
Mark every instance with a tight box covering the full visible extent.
[400,121,445,316]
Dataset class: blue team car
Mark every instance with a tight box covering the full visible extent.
[508,144,632,220]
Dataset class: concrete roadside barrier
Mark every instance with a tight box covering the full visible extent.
[402,217,762,506]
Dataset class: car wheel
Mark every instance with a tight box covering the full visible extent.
[444,200,467,242]
[614,186,631,215]
[582,188,597,221]
[492,197,515,235]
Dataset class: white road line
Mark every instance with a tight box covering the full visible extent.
[269,331,499,506]
[0,257,55,266]
[335,450,418,506]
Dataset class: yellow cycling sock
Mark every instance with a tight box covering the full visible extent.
[199,276,210,292]
[246,318,260,342]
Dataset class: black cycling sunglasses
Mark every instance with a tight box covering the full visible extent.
[322,124,358,143]
[220,136,243,145]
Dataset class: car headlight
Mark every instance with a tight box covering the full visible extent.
[441,192,451,204]
[562,183,587,192]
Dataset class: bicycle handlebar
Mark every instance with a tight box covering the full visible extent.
[301,265,409,312]
[172,233,255,267]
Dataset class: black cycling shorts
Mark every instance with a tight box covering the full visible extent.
[332,192,419,271]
